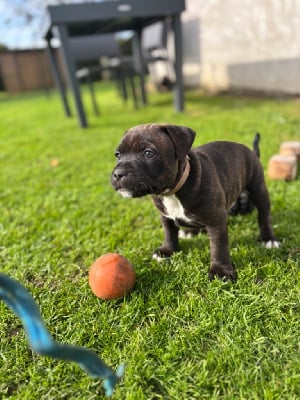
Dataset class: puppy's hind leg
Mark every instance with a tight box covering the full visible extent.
[249,177,281,249]
[229,133,260,216]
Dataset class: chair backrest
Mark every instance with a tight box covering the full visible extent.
[142,21,168,52]
[141,20,175,86]
[70,34,120,66]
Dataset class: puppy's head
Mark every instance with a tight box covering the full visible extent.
[111,123,195,198]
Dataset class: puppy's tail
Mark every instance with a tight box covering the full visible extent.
[253,132,260,158]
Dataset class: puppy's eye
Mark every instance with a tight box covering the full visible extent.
[144,149,156,159]
[115,151,121,159]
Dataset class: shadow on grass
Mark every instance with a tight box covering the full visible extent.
[149,89,278,110]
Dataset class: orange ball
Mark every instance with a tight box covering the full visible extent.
[88,253,135,300]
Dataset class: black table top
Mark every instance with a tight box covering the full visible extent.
[43,0,185,39]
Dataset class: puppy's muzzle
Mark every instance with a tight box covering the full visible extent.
[111,165,155,198]
[111,167,129,193]
[112,168,127,184]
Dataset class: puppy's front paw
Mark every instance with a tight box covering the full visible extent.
[152,247,174,262]
[208,264,237,282]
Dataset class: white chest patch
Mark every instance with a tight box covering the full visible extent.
[162,194,192,223]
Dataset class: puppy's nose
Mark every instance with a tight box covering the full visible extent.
[113,169,127,181]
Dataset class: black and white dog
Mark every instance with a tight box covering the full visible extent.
[111,124,280,281]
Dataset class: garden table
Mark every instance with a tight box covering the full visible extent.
[43,0,186,128]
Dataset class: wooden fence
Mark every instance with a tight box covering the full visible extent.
[0,48,64,93]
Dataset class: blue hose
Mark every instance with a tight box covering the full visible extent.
[0,273,124,397]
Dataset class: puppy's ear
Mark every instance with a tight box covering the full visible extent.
[160,125,196,159]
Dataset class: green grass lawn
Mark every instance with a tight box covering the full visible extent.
[0,82,299,399]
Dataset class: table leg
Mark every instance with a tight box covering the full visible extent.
[172,13,184,112]
[132,30,147,106]
[46,39,72,118]
[56,25,88,128]
[85,72,100,116]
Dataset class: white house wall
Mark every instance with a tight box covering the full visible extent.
[182,0,300,93]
